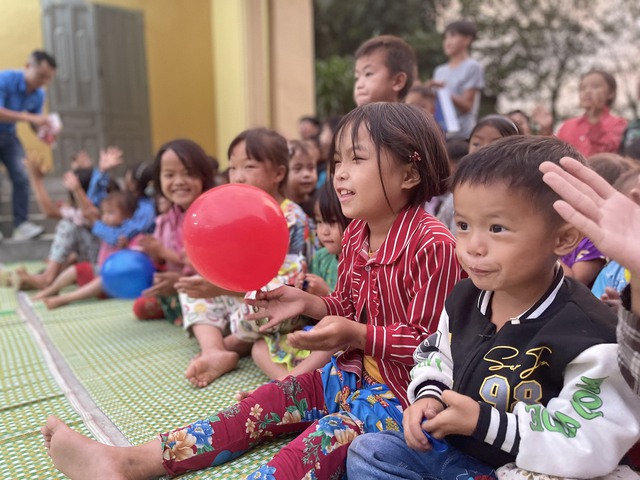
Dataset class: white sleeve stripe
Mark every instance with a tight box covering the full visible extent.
[485,407,501,444]
[502,412,518,452]
[416,385,443,399]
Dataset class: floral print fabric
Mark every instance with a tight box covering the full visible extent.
[160,358,402,479]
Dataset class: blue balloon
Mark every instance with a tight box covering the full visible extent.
[100,249,155,299]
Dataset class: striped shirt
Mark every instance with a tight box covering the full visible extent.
[323,205,460,408]
[618,306,640,395]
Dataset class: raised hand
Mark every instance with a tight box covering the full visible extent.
[99,146,123,172]
[62,171,81,191]
[540,157,640,275]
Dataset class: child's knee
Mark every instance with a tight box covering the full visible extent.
[251,338,267,357]
[133,296,164,320]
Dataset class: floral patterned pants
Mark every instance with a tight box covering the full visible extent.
[160,358,403,479]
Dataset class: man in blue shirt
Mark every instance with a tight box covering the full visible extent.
[0,50,57,240]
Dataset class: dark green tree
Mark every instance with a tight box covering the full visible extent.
[459,0,640,120]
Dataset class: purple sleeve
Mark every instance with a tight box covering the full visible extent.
[561,237,605,267]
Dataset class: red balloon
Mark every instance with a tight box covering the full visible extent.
[183,184,289,292]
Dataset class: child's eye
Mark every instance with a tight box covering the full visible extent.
[490,224,505,233]
[456,221,469,231]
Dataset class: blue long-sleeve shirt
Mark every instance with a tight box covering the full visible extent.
[92,196,156,246]
[86,168,111,207]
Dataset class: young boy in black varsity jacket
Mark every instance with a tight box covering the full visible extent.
[347,136,640,479]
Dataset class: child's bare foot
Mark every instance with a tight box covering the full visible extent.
[0,268,18,288]
[185,350,239,388]
[16,266,46,290]
[41,415,164,479]
[234,388,257,401]
[33,289,54,301]
[43,296,68,310]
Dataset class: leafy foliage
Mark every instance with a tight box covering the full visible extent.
[313,0,449,117]
[313,0,640,120]
[459,0,640,119]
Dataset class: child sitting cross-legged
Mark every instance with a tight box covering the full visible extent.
[347,136,640,479]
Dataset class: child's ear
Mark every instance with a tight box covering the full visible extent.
[553,223,583,256]
[274,164,287,184]
[629,187,640,206]
[392,72,408,94]
[401,163,421,190]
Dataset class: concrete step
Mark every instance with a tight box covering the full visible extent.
[0,173,70,242]
[0,173,68,261]
[0,233,53,263]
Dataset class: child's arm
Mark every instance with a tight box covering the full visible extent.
[447,61,484,114]
[450,87,479,114]
[137,234,182,266]
[23,154,61,219]
[85,147,123,207]
[175,275,243,299]
[246,286,328,332]
[142,271,181,297]
[471,344,640,477]
[403,307,456,448]
[287,315,365,352]
[92,197,155,246]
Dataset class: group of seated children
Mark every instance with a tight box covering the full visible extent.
[29,23,640,479]
[41,102,640,480]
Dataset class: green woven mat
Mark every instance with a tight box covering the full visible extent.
[0,308,95,480]
[33,298,291,479]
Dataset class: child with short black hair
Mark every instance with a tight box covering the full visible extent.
[435,116,520,235]
[353,34,417,106]
[428,19,485,140]
[286,139,318,217]
[347,136,640,479]
[406,83,437,116]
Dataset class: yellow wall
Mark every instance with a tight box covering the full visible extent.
[211,0,250,164]
[0,0,50,165]
[1,0,315,169]
[1,0,218,164]
[270,0,315,139]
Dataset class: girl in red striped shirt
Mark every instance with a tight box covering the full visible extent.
[42,103,462,480]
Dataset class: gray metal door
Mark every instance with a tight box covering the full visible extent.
[41,0,152,174]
